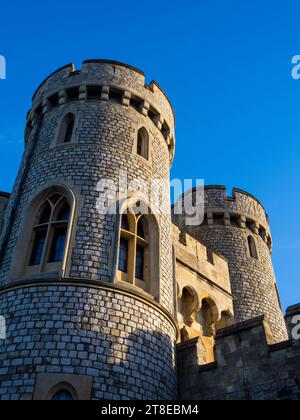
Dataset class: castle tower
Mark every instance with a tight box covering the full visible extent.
[0,60,177,400]
[178,186,288,343]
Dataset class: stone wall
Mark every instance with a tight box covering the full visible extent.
[177,306,300,400]
[173,223,234,352]
[0,193,9,237]
[0,281,177,400]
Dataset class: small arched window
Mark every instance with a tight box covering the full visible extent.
[200,298,218,338]
[137,128,149,160]
[60,114,75,144]
[216,310,234,331]
[52,389,73,401]
[28,194,71,272]
[247,235,258,260]
[117,205,159,298]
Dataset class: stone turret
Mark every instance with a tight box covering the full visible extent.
[0,60,177,400]
[175,186,288,343]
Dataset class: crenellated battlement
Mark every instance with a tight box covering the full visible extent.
[203,186,268,221]
[176,185,273,251]
[27,60,175,159]
[202,186,272,250]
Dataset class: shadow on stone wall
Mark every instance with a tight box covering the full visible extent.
[0,285,177,400]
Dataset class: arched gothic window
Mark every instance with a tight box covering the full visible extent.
[28,194,70,272]
[59,113,75,144]
[117,206,159,298]
[47,382,79,400]
[136,127,149,160]
[247,235,258,260]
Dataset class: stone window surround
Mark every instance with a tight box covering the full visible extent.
[114,195,161,302]
[136,126,150,160]
[33,373,92,400]
[8,183,78,283]
[247,234,259,261]
[117,208,149,291]
[25,193,70,275]
[133,124,154,166]
[51,105,80,148]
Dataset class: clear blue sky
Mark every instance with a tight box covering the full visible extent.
[0,0,299,311]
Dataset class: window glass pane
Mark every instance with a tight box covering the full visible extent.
[49,194,62,205]
[135,245,144,281]
[248,236,258,259]
[56,202,70,222]
[49,228,67,263]
[118,238,128,273]
[137,135,143,156]
[137,128,148,159]
[121,214,129,231]
[137,219,145,239]
[30,230,47,266]
[52,390,73,401]
[39,203,51,224]
[64,119,74,143]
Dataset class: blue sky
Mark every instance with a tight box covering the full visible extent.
[0,0,299,310]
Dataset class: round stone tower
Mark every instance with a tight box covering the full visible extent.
[0,60,177,400]
[182,186,288,343]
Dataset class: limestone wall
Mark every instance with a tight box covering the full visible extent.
[178,307,300,400]
[0,282,177,400]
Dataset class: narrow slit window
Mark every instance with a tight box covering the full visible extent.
[64,119,75,143]
[59,114,76,144]
[137,128,149,160]
[247,235,258,260]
